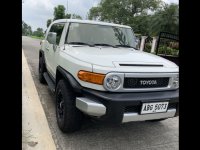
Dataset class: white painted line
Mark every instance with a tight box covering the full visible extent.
[22,49,56,150]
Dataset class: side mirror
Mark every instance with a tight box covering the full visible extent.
[47,32,57,45]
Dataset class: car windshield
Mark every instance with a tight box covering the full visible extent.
[66,23,137,48]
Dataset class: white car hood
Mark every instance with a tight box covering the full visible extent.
[65,45,178,68]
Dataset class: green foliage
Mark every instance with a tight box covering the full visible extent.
[22,20,32,36]
[158,46,179,56]
[130,15,151,35]
[89,0,161,23]
[144,43,152,53]
[65,13,71,19]
[71,14,82,19]
[31,36,44,40]
[47,19,52,28]
[46,5,82,29]
[54,5,66,20]
[88,7,101,20]
[65,13,82,19]
[32,28,44,37]
[149,3,179,36]
[88,0,179,36]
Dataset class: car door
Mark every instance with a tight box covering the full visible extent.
[45,23,65,78]
[44,24,54,77]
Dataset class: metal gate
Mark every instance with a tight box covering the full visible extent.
[155,32,179,65]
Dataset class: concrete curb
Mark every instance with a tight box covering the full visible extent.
[22,49,56,150]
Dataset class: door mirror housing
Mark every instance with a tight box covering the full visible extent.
[47,32,57,45]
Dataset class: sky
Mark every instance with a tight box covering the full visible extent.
[22,0,178,31]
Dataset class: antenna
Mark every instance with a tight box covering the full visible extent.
[66,0,72,19]
[67,0,68,13]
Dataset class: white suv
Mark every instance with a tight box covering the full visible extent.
[39,19,179,133]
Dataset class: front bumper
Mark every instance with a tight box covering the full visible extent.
[76,88,179,123]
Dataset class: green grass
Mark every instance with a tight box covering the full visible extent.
[30,36,44,40]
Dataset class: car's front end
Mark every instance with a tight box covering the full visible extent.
[61,20,179,123]
[74,64,179,123]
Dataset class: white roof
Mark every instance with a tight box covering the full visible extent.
[53,19,131,28]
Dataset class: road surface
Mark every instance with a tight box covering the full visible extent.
[22,36,179,150]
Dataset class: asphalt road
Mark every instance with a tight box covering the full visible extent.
[22,36,179,150]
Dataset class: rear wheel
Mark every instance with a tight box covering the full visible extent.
[56,79,83,133]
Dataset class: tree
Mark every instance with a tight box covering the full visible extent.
[47,19,52,28]
[130,14,151,36]
[27,26,32,35]
[88,0,162,35]
[88,0,161,24]
[65,13,82,19]
[22,20,32,36]
[149,3,179,35]
[32,28,44,37]
[53,5,66,20]
[46,5,82,29]
[88,0,178,36]
[88,7,101,20]
[71,14,82,19]
[65,13,71,19]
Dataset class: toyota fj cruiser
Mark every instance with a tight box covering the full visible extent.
[39,19,179,133]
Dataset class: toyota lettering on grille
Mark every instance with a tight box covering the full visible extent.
[140,80,157,85]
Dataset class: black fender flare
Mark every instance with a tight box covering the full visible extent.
[56,66,82,93]
[39,50,45,61]
[39,49,46,70]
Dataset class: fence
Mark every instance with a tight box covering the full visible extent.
[136,32,179,65]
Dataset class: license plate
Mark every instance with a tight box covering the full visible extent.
[141,102,169,114]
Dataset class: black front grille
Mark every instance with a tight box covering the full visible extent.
[123,77,169,88]
[168,103,177,109]
[124,105,141,113]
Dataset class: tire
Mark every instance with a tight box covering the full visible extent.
[39,56,46,84]
[147,118,167,122]
[56,79,83,133]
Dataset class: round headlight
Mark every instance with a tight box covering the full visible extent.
[105,75,121,90]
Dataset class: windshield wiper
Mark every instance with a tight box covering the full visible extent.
[115,44,136,49]
[93,43,117,48]
[67,42,94,47]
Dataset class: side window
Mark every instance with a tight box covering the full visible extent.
[49,23,65,45]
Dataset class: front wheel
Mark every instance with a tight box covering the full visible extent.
[56,79,83,133]
[39,56,46,84]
